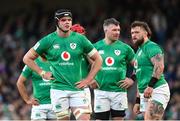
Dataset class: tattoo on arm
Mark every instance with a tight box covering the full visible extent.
[151,54,164,79]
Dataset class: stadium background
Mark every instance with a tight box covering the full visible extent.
[0,0,180,119]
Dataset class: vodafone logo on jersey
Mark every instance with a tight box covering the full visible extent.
[105,57,114,66]
[61,51,71,61]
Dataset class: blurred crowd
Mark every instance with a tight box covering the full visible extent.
[0,0,180,120]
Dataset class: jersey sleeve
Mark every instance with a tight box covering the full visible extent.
[146,44,163,59]
[81,35,96,57]
[126,45,135,63]
[33,36,51,56]
[21,65,32,79]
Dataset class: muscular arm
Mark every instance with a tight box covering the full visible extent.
[118,59,135,89]
[143,54,164,98]
[16,75,30,103]
[76,51,102,88]
[86,51,102,81]
[86,56,94,65]
[16,75,39,105]
[150,54,164,79]
[23,48,42,75]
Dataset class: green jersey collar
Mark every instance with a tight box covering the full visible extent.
[140,39,150,48]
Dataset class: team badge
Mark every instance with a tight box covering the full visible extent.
[98,50,104,54]
[53,44,60,49]
[114,50,121,56]
[105,57,114,66]
[61,51,70,61]
[70,43,76,49]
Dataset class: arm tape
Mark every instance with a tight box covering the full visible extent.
[148,77,158,87]
[130,74,136,82]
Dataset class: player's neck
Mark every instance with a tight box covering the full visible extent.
[140,36,149,47]
[104,37,116,45]
[57,29,71,37]
[143,36,149,44]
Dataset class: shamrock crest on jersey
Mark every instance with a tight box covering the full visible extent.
[105,57,114,66]
[114,50,121,56]
[61,51,71,61]
[53,44,60,49]
[70,43,77,49]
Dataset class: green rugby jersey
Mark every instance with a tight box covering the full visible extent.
[81,56,90,79]
[133,40,167,93]
[94,39,135,92]
[22,57,51,104]
[33,31,95,91]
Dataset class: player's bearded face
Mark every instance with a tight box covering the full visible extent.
[58,17,72,32]
[131,27,144,46]
[134,36,144,46]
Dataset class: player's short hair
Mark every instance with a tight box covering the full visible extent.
[71,24,86,35]
[131,21,152,38]
[103,18,120,32]
[103,18,120,27]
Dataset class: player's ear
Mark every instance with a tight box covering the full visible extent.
[103,26,107,32]
[103,27,107,33]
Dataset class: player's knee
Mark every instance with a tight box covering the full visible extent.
[56,110,70,120]
[148,100,164,120]
[73,108,91,120]
[149,110,164,120]
[95,111,110,120]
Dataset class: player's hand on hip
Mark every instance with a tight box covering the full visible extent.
[118,77,134,89]
[26,98,39,106]
[42,71,54,80]
[75,79,90,89]
[133,104,141,115]
[144,87,153,98]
